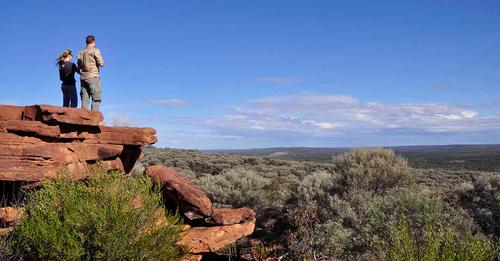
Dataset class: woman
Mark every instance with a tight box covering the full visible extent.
[56,49,79,107]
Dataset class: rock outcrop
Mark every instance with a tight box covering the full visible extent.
[145,165,257,255]
[0,104,156,182]
[0,104,256,258]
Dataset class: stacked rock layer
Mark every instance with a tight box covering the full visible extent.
[0,104,156,182]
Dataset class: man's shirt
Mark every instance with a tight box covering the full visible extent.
[77,46,104,80]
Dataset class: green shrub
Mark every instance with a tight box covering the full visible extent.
[360,190,475,258]
[12,165,185,260]
[196,167,281,210]
[333,148,413,195]
[382,217,498,260]
[456,174,500,237]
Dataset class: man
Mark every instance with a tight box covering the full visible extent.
[77,35,105,111]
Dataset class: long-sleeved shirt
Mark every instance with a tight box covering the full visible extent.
[77,46,105,80]
[59,62,78,85]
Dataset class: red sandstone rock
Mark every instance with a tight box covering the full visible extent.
[0,207,24,223]
[177,255,203,261]
[102,157,125,172]
[0,120,60,137]
[0,143,88,181]
[0,104,157,182]
[0,227,14,236]
[179,218,256,254]
[0,132,44,146]
[0,105,25,120]
[35,104,103,126]
[205,207,256,225]
[67,143,124,161]
[146,165,213,218]
[0,104,103,125]
[80,126,157,145]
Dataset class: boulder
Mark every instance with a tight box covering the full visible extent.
[146,165,213,218]
[179,218,256,254]
[204,207,256,225]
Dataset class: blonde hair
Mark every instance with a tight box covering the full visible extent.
[56,49,73,68]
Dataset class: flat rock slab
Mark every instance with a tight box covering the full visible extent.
[35,105,103,126]
[0,104,103,126]
[80,127,157,145]
[205,207,256,225]
[0,132,44,146]
[146,165,213,218]
[179,218,256,254]
[0,105,25,121]
[0,120,61,137]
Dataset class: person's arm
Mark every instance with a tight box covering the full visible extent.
[95,49,105,67]
[77,53,83,71]
[73,63,80,75]
[59,67,64,81]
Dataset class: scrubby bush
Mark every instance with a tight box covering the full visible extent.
[358,190,475,258]
[381,218,498,260]
[11,165,185,260]
[456,174,500,237]
[196,168,291,211]
[332,148,413,195]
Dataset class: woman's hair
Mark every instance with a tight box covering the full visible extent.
[56,49,72,68]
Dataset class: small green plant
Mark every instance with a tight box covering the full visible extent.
[11,165,185,260]
[382,217,498,261]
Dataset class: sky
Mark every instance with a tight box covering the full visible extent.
[0,0,499,149]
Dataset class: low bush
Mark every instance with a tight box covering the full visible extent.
[358,190,475,258]
[332,148,413,195]
[381,218,498,260]
[10,165,185,260]
[456,174,500,237]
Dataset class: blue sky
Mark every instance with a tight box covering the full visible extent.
[1,0,499,149]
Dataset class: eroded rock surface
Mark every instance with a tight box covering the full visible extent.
[145,165,256,256]
[179,218,256,254]
[0,104,156,182]
[146,165,214,218]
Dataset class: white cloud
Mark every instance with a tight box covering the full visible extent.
[203,93,500,136]
[151,99,187,107]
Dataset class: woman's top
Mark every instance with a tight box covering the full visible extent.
[59,61,78,85]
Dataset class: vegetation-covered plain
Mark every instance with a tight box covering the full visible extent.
[144,147,500,260]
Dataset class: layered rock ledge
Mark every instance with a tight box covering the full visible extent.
[0,104,256,258]
[0,104,156,182]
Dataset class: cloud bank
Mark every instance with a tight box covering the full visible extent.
[204,93,500,138]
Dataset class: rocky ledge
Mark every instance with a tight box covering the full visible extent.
[0,104,156,181]
[0,104,255,259]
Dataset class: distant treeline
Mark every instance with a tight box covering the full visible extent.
[206,144,500,172]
